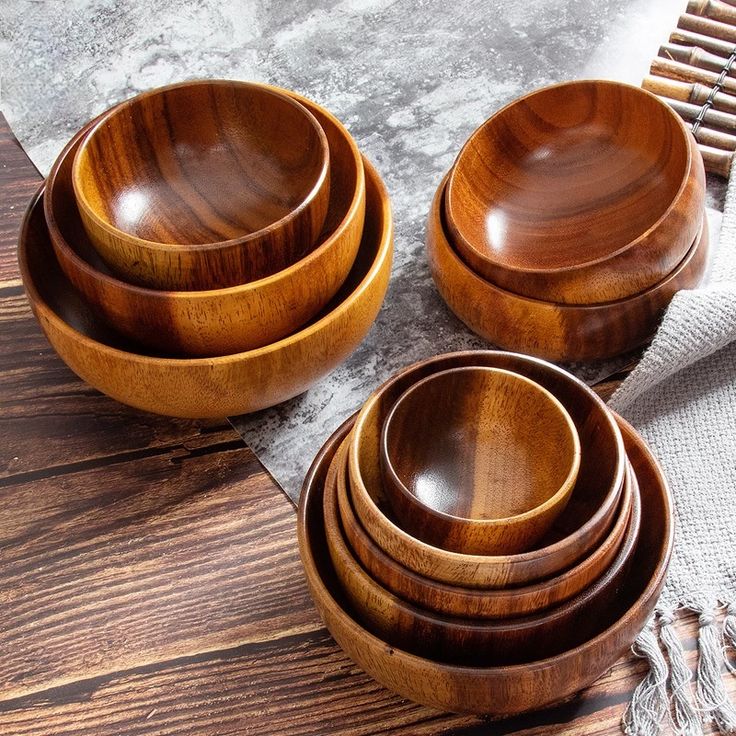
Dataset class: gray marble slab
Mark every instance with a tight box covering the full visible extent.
[0,0,720,501]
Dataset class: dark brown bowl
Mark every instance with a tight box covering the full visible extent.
[45,85,365,357]
[349,351,625,588]
[338,435,631,619]
[298,412,672,715]
[380,366,580,554]
[72,80,331,290]
[445,80,705,304]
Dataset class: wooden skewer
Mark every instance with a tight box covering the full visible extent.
[671,28,736,56]
[698,142,733,175]
[679,13,736,44]
[659,43,736,77]
[687,0,736,24]
[651,56,736,94]
[689,123,736,150]
[661,96,736,132]
[644,75,736,115]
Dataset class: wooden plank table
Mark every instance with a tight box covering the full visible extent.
[0,111,731,736]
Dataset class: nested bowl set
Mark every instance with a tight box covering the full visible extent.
[19,79,393,417]
[20,78,683,717]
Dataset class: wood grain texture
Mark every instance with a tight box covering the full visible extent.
[46,86,365,357]
[73,81,330,290]
[299,413,672,716]
[428,174,709,362]
[445,80,704,305]
[338,436,631,620]
[380,366,580,554]
[20,159,392,418]
[349,351,625,588]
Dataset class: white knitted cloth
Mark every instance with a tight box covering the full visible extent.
[611,174,736,736]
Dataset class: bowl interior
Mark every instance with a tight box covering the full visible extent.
[48,91,358,294]
[382,366,579,520]
[74,81,328,244]
[447,81,690,270]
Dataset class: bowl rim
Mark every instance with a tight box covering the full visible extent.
[299,411,673,675]
[45,83,365,300]
[19,155,391,368]
[380,365,581,527]
[445,78,695,276]
[349,350,625,571]
[71,78,331,252]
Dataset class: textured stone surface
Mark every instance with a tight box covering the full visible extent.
[0,0,722,500]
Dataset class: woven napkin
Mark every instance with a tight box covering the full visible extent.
[610,173,736,736]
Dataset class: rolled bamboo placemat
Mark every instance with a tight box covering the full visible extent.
[698,143,733,175]
[687,123,736,151]
[643,75,736,115]
[671,28,736,56]
[663,97,736,132]
[678,13,736,43]
[651,56,736,93]
[660,43,736,77]
[687,0,736,24]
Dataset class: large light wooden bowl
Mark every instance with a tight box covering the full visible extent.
[338,436,631,620]
[429,176,709,362]
[380,366,580,554]
[298,413,672,716]
[445,80,705,304]
[349,351,625,588]
[18,159,392,419]
[45,87,365,357]
[72,80,331,290]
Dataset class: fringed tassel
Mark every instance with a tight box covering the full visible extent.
[723,603,736,675]
[623,619,670,736]
[694,605,736,734]
[659,608,703,736]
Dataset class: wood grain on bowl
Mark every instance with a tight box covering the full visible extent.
[445,80,705,304]
[380,366,580,554]
[72,80,331,290]
[45,86,365,357]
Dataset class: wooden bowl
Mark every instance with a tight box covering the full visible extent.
[298,412,672,715]
[18,158,391,419]
[72,80,331,290]
[338,436,631,620]
[380,366,580,554]
[326,434,638,665]
[429,176,709,362]
[349,351,625,588]
[45,87,365,357]
[445,80,705,304]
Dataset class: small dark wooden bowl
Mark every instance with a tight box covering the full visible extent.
[429,176,709,362]
[45,86,365,357]
[380,366,580,554]
[445,80,705,304]
[349,351,625,588]
[72,80,331,290]
[338,437,631,619]
[18,158,391,419]
[298,412,672,715]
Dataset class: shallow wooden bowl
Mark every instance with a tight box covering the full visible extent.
[298,413,672,715]
[327,436,638,665]
[338,437,631,620]
[18,158,391,419]
[349,351,624,588]
[429,176,709,362]
[445,80,705,304]
[380,366,580,554]
[45,87,365,357]
[72,80,331,290]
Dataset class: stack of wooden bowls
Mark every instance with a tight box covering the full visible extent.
[18,80,393,418]
[298,350,673,716]
[428,79,708,362]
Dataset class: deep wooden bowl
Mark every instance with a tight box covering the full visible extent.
[338,436,631,619]
[72,80,331,290]
[45,87,365,357]
[445,80,705,304]
[298,413,672,715]
[429,177,709,362]
[326,435,638,665]
[18,158,391,419]
[380,366,580,554]
[349,351,624,588]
